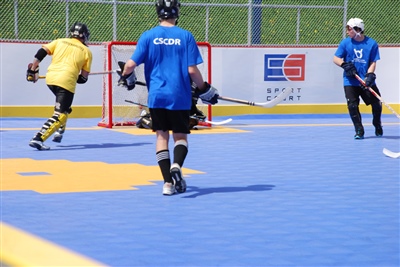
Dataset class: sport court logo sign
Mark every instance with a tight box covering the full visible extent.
[264,54,306,81]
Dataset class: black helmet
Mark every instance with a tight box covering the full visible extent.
[155,0,180,19]
[69,22,90,43]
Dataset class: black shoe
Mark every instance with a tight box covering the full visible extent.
[29,139,50,150]
[354,129,364,140]
[375,126,383,137]
[170,163,186,193]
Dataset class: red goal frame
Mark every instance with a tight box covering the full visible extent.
[98,41,212,128]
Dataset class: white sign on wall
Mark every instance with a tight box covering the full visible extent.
[212,47,399,105]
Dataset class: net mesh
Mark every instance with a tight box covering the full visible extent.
[98,41,211,128]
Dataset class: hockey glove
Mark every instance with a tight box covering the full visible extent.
[117,70,136,91]
[26,63,39,83]
[77,74,88,84]
[117,61,136,91]
[198,82,219,105]
[364,72,376,87]
[341,62,357,77]
[136,111,152,129]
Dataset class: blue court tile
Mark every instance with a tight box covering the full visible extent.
[1,115,399,267]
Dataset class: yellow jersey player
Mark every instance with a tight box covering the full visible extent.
[27,22,92,150]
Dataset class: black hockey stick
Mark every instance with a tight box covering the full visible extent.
[124,100,233,126]
[125,100,147,106]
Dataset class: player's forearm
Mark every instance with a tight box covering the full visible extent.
[189,66,206,90]
[367,62,376,73]
[30,59,40,70]
[122,59,136,76]
[333,56,344,67]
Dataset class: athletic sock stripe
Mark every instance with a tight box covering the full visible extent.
[156,150,170,162]
[175,139,188,148]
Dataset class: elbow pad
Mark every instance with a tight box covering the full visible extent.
[77,75,88,84]
[34,48,48,62]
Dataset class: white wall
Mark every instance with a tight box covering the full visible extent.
[1,42,399,106]
[212,46,400,104]
[0,42,104,106]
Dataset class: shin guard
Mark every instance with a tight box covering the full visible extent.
[38,112,68,141]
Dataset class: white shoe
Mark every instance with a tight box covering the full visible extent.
[163,182,176,196]
[170,163,186,193]
[29,139,50,150]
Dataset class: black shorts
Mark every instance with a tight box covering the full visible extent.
[149,108,190,134]
[47,85,74,113]
[344,85,381,106]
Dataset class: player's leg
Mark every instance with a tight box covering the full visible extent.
[361,85,383,137]
[29,112,68,150]
[29,86,74,150]
[344,86,364,139]
[371,102,383,136]
[156,130,175,195]
[53,107,72,142]
[150,108,176,195]
[171,110,191,193]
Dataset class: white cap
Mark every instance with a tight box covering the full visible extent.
[347,18,364,32]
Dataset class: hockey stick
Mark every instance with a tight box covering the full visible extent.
[38,70,119,79]
[354,74,400,119]
[128,80,288,109]
[124,100,233,126]
[190,116,233,126]
[125,100,147,106]
[38,71,147,87]
[218,88,291,108]
[383,148,400,159]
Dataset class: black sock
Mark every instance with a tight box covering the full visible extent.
[173,140,188,167]
[156,150,171,183]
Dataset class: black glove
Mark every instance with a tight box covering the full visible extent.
[117,70,136,91]
[364,72,376,87]
[26,63,39,83]
[197,82,219,105]
[77,74,88,84]
[341,62,357,77]
[117,61,136,91]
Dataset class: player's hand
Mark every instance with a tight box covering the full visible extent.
[341,62,357,77]
[26,63,39,83]
[198,82,219,105]
[364,72,376,87]
[117,70,136,91]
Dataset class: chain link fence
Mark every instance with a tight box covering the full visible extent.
[1,0,399,46]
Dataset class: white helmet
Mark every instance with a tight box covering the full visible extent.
[347,18,364,32]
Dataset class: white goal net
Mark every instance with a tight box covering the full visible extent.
[98,41,212,128]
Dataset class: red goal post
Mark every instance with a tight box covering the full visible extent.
[98,41,212,128]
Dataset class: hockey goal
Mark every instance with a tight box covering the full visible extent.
[98,41,212,128]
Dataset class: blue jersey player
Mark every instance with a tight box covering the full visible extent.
[118,0,219,195]
[334,18,382,139]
